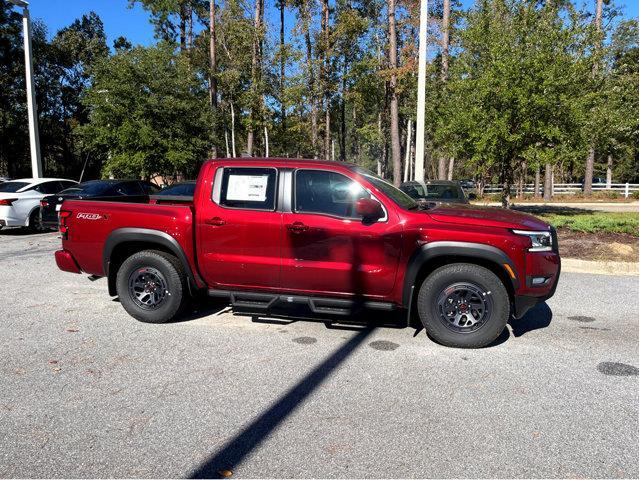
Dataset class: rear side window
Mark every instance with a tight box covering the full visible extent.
[0,181,29,193]
[219,167,277,210]
[34,181,63,194]
[294,169,371,218]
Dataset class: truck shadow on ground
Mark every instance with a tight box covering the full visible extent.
[186,302,554,478]
[189,326,375,479]
[508,302,553,337]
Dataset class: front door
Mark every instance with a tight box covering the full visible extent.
[197,166,283,290]
[280,169,402,298]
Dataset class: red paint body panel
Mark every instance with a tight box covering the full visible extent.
[55,249,81,274]
[56,158,560,309]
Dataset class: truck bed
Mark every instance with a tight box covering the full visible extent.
[60,198,198,281]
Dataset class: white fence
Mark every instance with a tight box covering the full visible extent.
[482,183,639,198]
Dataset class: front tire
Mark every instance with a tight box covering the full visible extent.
[116,250,187,323]
[417,263,510,348]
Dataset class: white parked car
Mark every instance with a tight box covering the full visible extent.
[0,178,78,231]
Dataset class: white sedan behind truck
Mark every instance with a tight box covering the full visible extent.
[0,178,77,231]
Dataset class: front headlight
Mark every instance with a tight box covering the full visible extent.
[512,229,553,252]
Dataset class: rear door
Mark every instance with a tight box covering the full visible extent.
[280,168,402,298]
[196,165,283,290]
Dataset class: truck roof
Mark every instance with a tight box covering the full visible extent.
[205,157,360,170]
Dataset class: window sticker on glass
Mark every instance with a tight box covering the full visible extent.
[226,174,269,202]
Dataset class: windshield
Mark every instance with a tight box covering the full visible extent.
[157,183,196,196]
[0,181,29,193]
[402,183,465,201]
[354,168,418,210]
[77,181,116,196]
[59,187,83,195]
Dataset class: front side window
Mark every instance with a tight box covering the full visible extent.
[219,167,277,210]
[294,169,371,218]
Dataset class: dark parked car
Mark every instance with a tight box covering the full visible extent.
[40,179,160,229]
[149,181,196,204]
[399,180,469,205]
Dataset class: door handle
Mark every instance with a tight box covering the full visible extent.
[286,222,309,233]
[205,216,226,226]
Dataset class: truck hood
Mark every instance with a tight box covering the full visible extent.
[426,203,550,230]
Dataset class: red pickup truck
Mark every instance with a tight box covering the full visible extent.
[54,159,560,348]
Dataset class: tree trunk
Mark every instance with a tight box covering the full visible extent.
[544,162,553,201]
[179,2,187,51]
[209,0,218,158]
[247,0,264,156]
[264,125,269,157]
[606,154,612,188]
[584,147,595,195]
[302,3,318,157]
[517,162,526,199]
[388,0,402,186]
[501,165,512,208]
[230,102,237,158]
[447,157,454,181]
[339,60,346,161]
[187,4,193,50]
[437,157,447,180]
[321,0,330,160]
[377,112,383,176]
[279,0,286,156]
[534,164,541,198]
[441,0,450,81]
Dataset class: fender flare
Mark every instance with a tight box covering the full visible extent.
[103,227,198,295]
[402,241,519,307]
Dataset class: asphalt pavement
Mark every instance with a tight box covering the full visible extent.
[1,230,638,478]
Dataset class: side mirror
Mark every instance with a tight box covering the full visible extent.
[355,198,384,221]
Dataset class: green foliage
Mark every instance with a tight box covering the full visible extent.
[79,44,212,179]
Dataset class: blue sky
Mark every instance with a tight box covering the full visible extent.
[20,0,639,49]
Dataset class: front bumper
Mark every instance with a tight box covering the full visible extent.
[513,254,561,319]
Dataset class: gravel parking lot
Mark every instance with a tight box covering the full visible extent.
[1,230,638,478]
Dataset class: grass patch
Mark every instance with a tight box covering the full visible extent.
[538,212,639,236]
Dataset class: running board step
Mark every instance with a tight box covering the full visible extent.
[208,289,395,316]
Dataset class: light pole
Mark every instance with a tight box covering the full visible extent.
[8,0,43,179]
[414,0,428,181]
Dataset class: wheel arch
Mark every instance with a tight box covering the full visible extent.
[403,242,518,310]
[104,228,197,296]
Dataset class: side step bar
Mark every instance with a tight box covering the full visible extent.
[208,289,396,316]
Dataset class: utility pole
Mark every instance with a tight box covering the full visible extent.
[414,0,428,181]
[9,0,42,178]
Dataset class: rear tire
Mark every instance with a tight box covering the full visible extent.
[116,250,187,323]
[417,263,510,348]
[27,208,45,233]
